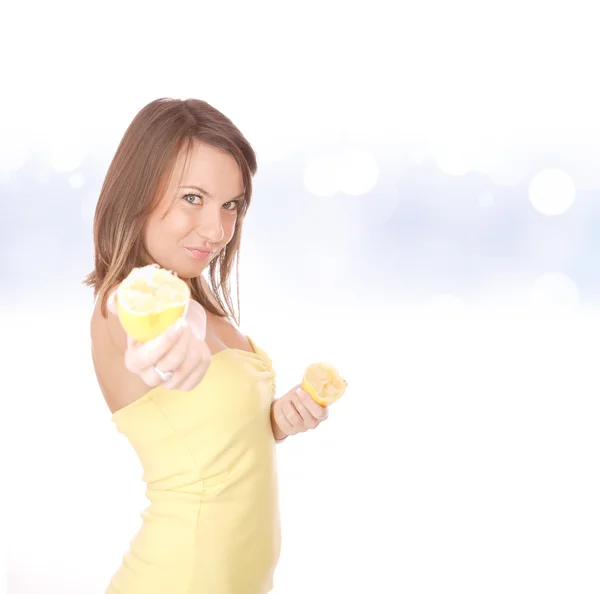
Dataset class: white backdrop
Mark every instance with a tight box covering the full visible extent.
[3,0,600,592]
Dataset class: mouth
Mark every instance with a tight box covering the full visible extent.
[185,247,216,260]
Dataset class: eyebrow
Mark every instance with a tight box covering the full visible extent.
[179,185,245,201]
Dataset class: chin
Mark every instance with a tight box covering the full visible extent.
[151,250,216,278]
[147,259,203,280]
[177,263,209,280]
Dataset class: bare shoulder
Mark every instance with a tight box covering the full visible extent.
[90,294,151,415]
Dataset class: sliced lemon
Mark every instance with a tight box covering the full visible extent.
[301,362,347,406]
[116,264,190,343]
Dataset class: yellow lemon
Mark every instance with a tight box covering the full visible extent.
[116,264,190,343]
[301,362,347,406]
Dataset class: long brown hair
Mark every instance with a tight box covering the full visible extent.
[83,98,257,325]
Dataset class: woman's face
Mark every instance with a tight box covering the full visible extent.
[144,140,245,281]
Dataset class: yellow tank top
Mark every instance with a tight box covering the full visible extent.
[106,337,281,594]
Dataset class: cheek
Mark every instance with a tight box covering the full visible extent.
[223,214,238,241]
[167,210,195,237]
[146,210,195,249]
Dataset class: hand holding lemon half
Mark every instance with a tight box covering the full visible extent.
[110,265,211,391]
[302,362,347,406]
[271,362,346,441]
[116,264,193,343]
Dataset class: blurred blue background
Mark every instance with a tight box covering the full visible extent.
[5,117,600,315]
[3,1,600,593]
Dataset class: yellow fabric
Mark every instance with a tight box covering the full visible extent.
[106,337,281,594]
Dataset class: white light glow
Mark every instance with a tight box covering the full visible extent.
[48,138,85,173]
[529,169,576,216]
[302,155,339,197]
[336,150,379,196]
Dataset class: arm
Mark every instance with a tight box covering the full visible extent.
[93,288,210,414]
[91,290,156,414]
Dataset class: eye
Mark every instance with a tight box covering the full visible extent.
[222,199,241,211]
[183,193,202,205]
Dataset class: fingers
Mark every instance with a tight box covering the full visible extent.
[137,365,168,389]
[292,395,320,430]
[154,324,193,376]
[276,387,329,436]
[124,318,187,374]
[281,398,304,434]
[295,387,328,421]
[274,400,296,436]
[139,325,193,387]
[162,339,212,391]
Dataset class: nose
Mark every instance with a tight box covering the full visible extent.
[195,205,224,244]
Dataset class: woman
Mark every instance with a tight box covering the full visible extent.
[86,98,329,594]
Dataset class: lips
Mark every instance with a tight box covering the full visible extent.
[188,247,214,254]
[186,247,215,260]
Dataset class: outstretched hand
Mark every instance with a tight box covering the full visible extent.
[108,290,211,391]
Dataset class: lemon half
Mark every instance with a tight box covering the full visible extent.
[302,362,347,406]
[116,264,190,343]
